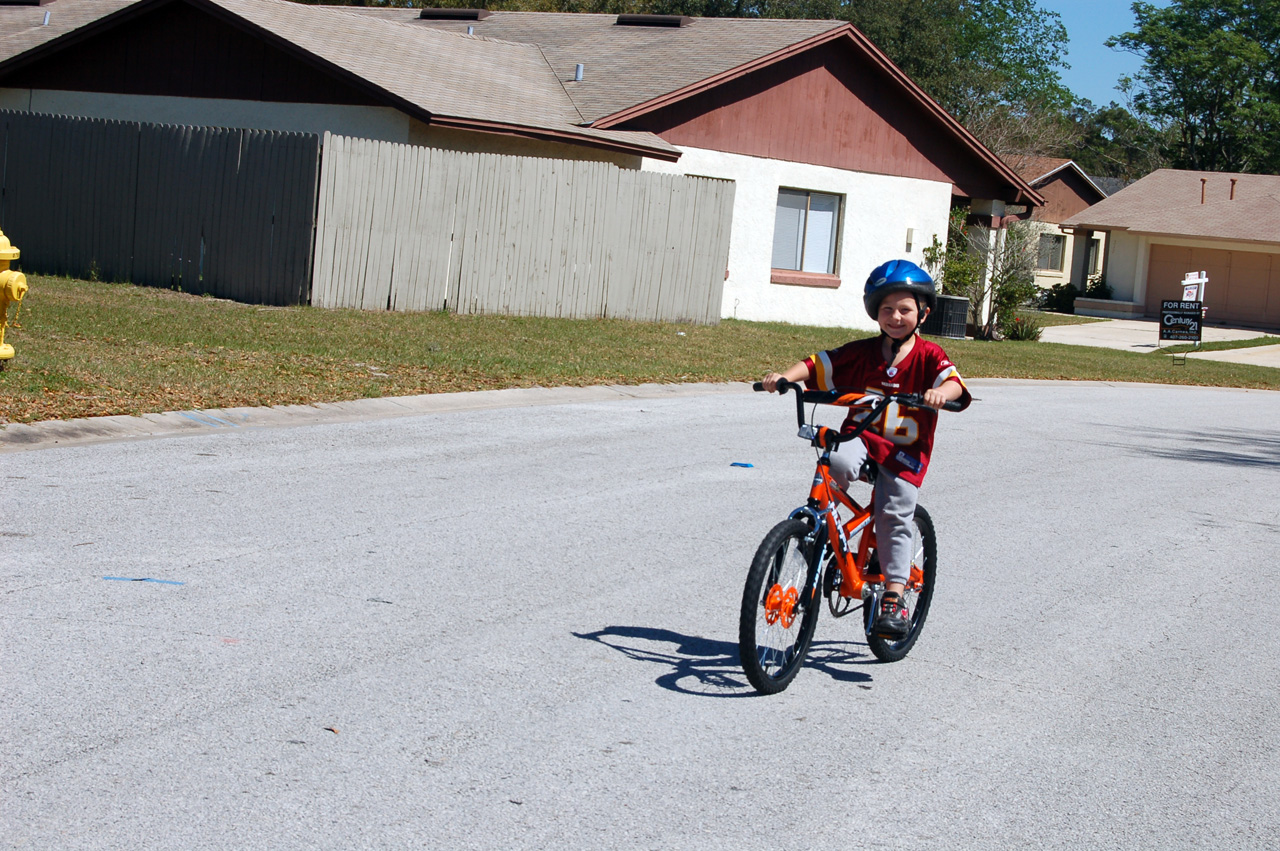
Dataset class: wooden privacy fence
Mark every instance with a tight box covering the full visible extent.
[0,111,320,305]
[311,133,735,324]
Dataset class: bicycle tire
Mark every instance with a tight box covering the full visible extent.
[739,518,822,694]
[867,505,937,663]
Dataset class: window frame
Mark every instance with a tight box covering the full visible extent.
[1087,237,1101,274]
[770,187,844,286]
[1037,233,1066,272]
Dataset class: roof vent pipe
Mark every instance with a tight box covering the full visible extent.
[466,25,473,34]
[1230,178,1237,200]
[574,64,584,82]
[1201,178,1207,204]
[42,10,49,25]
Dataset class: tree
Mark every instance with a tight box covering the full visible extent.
[922,207,1038,339]
[1108,0,1280,174]
[1062,99,1171,180]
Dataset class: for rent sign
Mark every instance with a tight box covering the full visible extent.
[1161,301,1202,342]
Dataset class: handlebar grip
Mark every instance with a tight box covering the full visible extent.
[753,379,800,394]
[896,393,965,412]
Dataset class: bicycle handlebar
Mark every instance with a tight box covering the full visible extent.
[751,379,964,446]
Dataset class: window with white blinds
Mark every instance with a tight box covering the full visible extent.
[771,188,842,275]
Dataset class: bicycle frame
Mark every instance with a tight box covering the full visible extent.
[797,457,926,603]
[770,383,935,614]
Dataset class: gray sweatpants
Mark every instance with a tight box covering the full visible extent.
[828,441,919,587]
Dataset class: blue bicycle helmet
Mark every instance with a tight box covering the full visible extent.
[863,259,937,320]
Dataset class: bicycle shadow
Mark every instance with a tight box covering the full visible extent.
[572,625,874,697]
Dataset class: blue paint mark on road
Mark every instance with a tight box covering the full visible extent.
[730,462,754,468]
[104,577,185,586]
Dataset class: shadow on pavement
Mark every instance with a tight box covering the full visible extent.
[573,625,873,697]
[1097,424,1280,469]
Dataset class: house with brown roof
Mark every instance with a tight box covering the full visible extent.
[1009,156,1108,291]
[0,0,1040,328]
[1064,169,1280,328]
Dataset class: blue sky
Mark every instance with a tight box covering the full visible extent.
[1036,0,1171,107]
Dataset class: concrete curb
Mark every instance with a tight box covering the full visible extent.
[0,382,752,453]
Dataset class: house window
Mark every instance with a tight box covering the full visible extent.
[1038,233,1065,271]
[1087,237,1101,274]
[771,189,841,275]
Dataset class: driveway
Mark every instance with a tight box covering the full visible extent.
[1041,317,1280,367]
[3,381,1278,849]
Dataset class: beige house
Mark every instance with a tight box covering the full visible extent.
[1064,169,1280,328]
[1009,156,1108,291]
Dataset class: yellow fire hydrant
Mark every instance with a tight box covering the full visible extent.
[0,228,27,370]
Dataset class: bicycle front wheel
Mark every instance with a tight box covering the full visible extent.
[739,518,822,694]
[867,505,937,663]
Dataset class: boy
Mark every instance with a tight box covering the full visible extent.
[761,259,971,638]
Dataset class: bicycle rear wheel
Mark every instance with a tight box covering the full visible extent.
[867,505,937,663]
[739,518,822,694]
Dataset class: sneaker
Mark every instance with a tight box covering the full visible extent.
[875,593,910,638]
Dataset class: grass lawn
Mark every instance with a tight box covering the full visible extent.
[1015,309,1106,327]
[2,276,1277,425]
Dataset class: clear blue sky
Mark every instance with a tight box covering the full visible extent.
[1036,0,1171,108]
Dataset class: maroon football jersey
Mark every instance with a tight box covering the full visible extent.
[803,336,970,486]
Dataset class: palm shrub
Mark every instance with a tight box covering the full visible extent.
[1001,311,1044,341]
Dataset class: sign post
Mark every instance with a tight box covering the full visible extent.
[1181,270,1208,318]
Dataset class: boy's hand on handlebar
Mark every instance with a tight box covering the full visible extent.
[921,388,949,409]
[921,382,963,409]
[761,372,785,393]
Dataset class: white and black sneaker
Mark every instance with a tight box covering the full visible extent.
[874,592,910,639]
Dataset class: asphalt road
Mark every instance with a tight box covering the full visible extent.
[3,380,1278,849]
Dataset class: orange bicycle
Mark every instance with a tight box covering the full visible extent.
[739,379,962,694]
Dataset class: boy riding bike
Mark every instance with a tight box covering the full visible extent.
[761,259,971,639]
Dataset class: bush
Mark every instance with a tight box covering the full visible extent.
[1038,283,1077,314]
[1084,274,1113,300]
[1001,311,1044,341]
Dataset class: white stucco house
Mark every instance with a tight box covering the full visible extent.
[0,0,1040,329]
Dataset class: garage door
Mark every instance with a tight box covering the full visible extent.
[1146,244,1280,327]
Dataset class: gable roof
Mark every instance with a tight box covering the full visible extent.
[1009,155,1107,199]
[1063,169,1280,244]
[0,0,1041,200]
[361,9,1039,204]
[0,0,681,159]
[352,9,846,125]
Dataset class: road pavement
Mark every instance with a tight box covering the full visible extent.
[3,380,1278,849]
